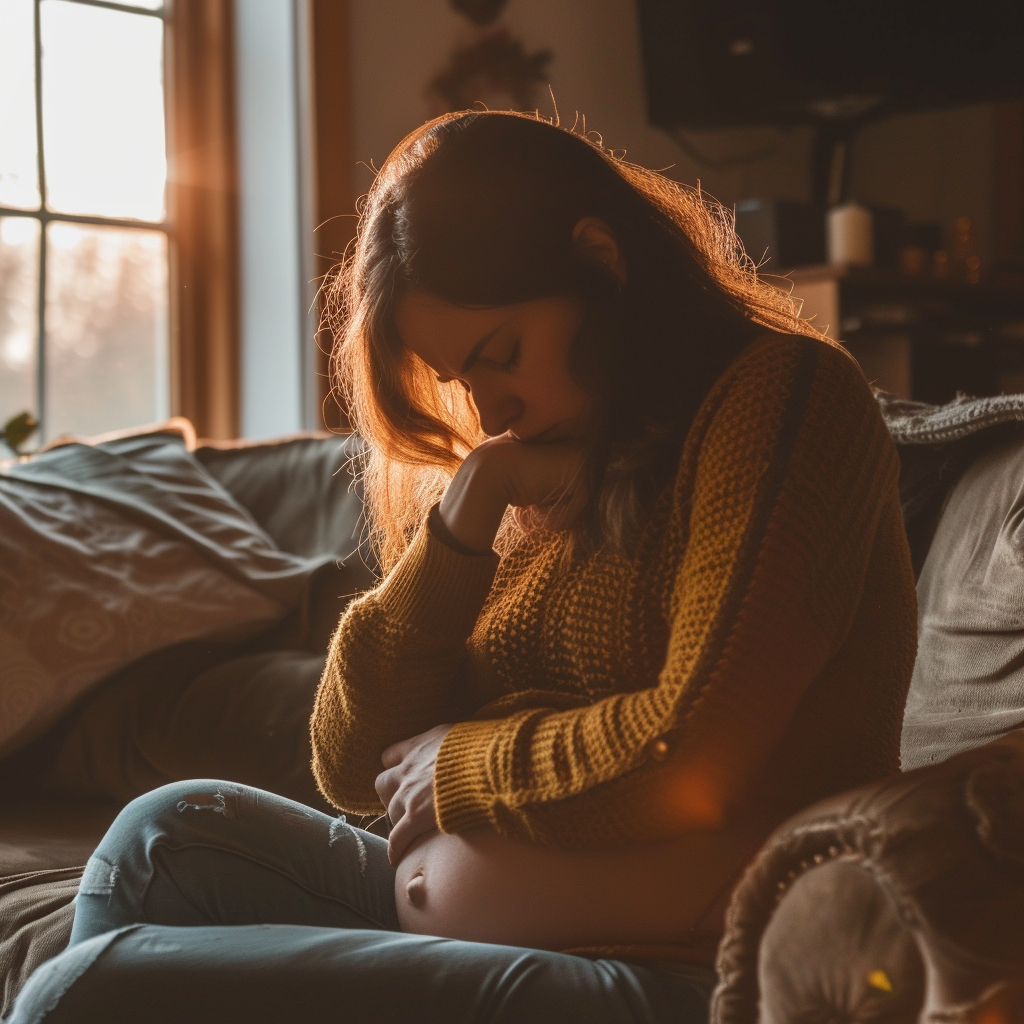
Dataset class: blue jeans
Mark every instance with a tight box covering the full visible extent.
[7,780,716,1023]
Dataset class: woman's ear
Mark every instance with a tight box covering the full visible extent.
[572,216,626,285]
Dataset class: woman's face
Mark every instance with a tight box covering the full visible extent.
[396,289,596,442]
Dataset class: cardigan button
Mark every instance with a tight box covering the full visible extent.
[648,738,670,761]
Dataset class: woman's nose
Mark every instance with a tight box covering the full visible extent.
[470,384,524,437]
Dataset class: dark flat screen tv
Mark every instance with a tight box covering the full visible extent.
[636,1,1024,130]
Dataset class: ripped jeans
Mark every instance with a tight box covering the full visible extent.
[7,780,716,1024]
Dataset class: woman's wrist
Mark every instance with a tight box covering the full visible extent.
[437,448,509,554]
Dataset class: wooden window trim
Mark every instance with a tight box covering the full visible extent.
[305,0,355,431]
[167,0,240,439]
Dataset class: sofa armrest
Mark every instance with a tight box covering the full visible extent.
[712,729,1024,1024]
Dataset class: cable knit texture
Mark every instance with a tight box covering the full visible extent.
[311,332,918,932]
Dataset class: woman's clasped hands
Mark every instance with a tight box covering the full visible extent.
[375,433,588,865]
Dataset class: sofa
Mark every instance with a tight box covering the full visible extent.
[2,393,1024,1022]
[0,424,376,1015]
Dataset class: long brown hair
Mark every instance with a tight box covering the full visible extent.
[326,110,823,572]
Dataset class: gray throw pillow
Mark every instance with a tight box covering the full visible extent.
[902,435,1024,769]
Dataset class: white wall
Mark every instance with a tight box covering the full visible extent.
[851,104,994,265]
[348,0,995,258]
[348,0,815,208]
[235,0,305,439]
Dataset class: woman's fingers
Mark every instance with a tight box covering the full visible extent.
[386,796,435,865]
[381,735,414,768]
[378,725,452,862]
[374,765,399,806]
[386,814,414,864]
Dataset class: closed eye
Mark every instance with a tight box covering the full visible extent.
[435,339,519,387]
[497,339,521,373]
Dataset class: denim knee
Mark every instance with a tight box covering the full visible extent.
[96,780,240,856]
[71,781,244,944]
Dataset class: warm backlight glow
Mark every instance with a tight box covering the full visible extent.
[41,0,166,221]
[668,769,725,827]
[0,0,170,437]
[866,969,893,993]
[0,0,39,209]
[0,216,40,423]
[974,1012,1008,1024]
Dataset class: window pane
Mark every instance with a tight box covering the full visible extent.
[0,216,40,431]
[0,0,40,209]
[45,223,168,439]
[41,0,166,221]
[117,1,164,8]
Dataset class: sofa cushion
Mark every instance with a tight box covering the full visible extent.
[22,647,333,813]
[0,429,335,759]
[902,435,1024,771]
[195,432,374,569]
[0,867,82,1020]
[0,798,118,877]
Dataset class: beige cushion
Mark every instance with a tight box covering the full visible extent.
[902,435,1024,771]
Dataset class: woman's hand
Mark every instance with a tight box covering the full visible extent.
[376,724,453,865]
[438,436,588,553]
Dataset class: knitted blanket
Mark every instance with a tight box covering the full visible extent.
[876,390,1024,576]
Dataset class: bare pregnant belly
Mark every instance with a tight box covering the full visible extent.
[395,818,772,950]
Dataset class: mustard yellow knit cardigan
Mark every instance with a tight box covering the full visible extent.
[311,332,917,855]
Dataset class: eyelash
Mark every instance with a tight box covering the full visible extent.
[435,339,521,389]
[498,340,521,373]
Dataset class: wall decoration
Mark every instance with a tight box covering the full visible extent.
[451,0,509,27]
[427,2,551,117]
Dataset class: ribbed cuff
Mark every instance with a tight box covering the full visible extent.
[434,718,500,834]
[375,518,499,639]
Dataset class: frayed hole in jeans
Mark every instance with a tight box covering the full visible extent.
[329,815,368,876]
[79,856,119,896]
[176,791,228,816]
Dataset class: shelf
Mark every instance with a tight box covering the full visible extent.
[773,265,1024,402]
[774,264,1024,304]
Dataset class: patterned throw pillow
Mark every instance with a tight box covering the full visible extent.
[0,425,325,758]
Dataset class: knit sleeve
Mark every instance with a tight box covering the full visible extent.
[310,515,499,814]
[432,335,907,845]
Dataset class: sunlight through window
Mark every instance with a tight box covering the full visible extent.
[41,0,166,221]
[0,0,39,210]
[0,216,40,420]
[0,0,169,444]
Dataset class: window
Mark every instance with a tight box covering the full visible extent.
[0,0,170,443]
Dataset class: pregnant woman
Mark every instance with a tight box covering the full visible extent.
[10,111,917,1024]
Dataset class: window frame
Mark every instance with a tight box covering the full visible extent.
[0,0,240,442]
[0,0,172,442]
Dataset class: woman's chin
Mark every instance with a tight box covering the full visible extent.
[513,421,570,444]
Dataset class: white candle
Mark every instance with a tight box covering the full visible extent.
[827,202,873,267]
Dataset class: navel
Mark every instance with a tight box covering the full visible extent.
[405,869,427,909]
